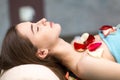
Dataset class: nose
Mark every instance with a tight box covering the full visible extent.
[41,18,47,22]
[37,18,47,24]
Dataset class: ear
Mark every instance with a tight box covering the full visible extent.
[36,49,49,59]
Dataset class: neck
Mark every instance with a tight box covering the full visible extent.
[50,38,82,73]
[50,38,73,54]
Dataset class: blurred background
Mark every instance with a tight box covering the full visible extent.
[1,0,120,48]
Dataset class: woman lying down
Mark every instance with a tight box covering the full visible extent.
[1,18,120,80]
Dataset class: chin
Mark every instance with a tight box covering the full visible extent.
[57,24,61,34]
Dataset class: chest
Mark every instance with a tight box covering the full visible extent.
[94,35,116,62]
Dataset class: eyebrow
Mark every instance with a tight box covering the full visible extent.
[31,24,34,34]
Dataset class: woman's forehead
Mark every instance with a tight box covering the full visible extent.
[16,22,32,31]
[16,22,33,36]
[17,22,31,27]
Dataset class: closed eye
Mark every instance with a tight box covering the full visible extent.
[31,24,34,34]
[37,26,39,32]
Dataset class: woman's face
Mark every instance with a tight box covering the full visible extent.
[16,18,61,49]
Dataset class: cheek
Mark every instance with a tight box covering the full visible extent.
[31,38,41,48]
[31,34,44,48]
[41,33,56,47]
[34,34,52,48]
[34,28,59,48]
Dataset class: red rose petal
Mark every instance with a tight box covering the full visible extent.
[74,42,86,51]
[87,42,102,51]
[99,25,113,30]
[84,34,95,46]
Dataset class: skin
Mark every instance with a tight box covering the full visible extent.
[16,18,120,79]
[16,18,61,49]
[16,18,61,58]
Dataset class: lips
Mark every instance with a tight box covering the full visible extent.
[50,22,53,28]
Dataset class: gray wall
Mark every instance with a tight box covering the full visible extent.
[45,0,120,37]
[0,0,10,49]
[1,0,120,47]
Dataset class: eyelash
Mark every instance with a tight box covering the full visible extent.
[37,26,39,32]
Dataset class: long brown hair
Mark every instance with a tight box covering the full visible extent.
[0,26,66,80]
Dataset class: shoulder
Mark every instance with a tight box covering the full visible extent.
[0,64,59,80]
